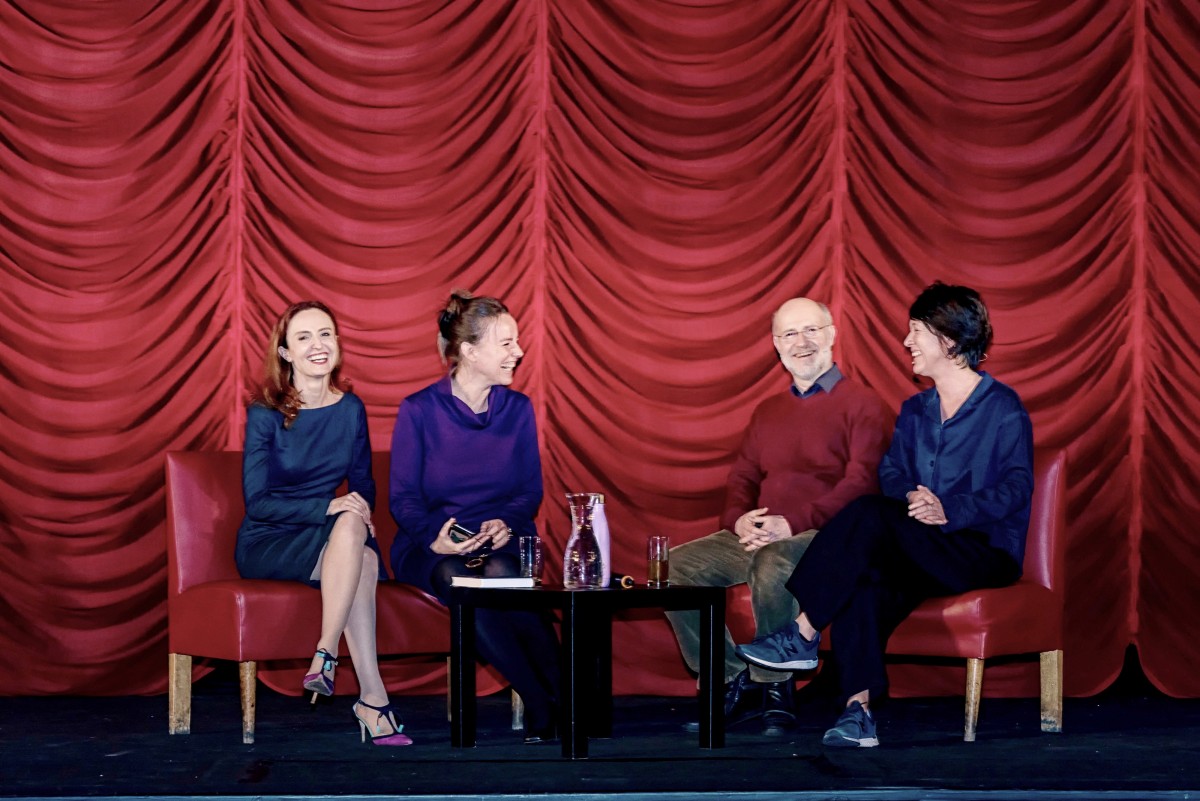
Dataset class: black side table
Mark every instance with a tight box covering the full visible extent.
[448,584,725,759]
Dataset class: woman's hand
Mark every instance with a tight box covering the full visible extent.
[907,485,947,526]
[479,519,513,550]
[327,492,375,537]
[430,517,491,556]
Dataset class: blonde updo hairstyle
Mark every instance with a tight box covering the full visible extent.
[437,290,510,371]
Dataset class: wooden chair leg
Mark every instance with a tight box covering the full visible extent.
[168,653,192,735]
[963,657,983,742]
[1040,649,1063,732]
[511,690,524,730]
[239,661,257,744]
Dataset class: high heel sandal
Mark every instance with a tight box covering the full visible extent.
[353,699,414,746]
[302,648,338,702]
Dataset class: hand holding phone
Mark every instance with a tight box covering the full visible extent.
[448,522,476,543]
[447,520,492,566]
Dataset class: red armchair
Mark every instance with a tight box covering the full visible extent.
[885,447,1067,741]
[165,450,451,743]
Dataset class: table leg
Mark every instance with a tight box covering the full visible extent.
[449,602,476,748]
[592,611,613,737]
[698,593,725,748]
[559,600,588,759]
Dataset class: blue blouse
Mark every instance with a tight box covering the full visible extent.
[878,372,1034,568]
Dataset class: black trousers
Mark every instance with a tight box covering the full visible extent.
[786,495,1019,702]
[431,553,561,730]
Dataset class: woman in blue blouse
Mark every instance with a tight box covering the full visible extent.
[389,291,560,744]
[735,283,1033,749]
[236,300,411,747]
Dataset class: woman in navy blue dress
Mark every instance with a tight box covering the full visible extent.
[236,300,411,747]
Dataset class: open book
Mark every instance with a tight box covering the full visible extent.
[450,576,536,588]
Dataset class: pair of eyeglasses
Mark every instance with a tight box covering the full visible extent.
[773,324,831,344]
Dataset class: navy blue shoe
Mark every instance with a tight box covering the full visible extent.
[735,623,819,671]
[822,700,879,748]
[682,668,763,732]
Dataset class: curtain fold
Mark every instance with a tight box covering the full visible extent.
[2,0,1198,698]
[1138,0,1200,697]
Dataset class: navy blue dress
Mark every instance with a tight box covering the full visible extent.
[235,392,381,584]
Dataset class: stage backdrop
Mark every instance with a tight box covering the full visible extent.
[2,0,1198,699]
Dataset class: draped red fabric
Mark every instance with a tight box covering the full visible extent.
[2,0,1198,699]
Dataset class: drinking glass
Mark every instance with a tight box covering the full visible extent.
[647,535,669,588]
[519,536,543,584]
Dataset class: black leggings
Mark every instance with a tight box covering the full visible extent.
[787,495,1020,702]
[431,553,561,730]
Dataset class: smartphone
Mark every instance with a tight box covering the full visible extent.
[448,522,476,543]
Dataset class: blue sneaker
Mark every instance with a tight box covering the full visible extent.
[822,700,879,748]
[734,622,819,671]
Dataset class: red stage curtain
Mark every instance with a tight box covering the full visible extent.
[1,0,1198,699]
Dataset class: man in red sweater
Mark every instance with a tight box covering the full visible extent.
[666,297,892,735]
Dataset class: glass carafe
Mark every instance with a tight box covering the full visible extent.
[563,492,606,588]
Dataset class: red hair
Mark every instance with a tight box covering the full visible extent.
[253,300,351,428]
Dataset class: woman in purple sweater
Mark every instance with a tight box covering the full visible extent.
[389,291,560,744]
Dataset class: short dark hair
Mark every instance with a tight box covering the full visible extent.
[909,282,992,370]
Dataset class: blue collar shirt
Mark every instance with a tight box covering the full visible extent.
[878,372,1034,568]
[790,363,844,398]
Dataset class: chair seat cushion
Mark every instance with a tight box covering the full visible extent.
[887,579,1063,660]
[375,583,451,654]
[169,580,449,662]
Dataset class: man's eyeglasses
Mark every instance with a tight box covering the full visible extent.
[773,325,831,344]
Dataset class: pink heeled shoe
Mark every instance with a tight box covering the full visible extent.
[353,699,414,746]
[302,648,337,701]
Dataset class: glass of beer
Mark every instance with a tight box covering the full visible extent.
[647,535,669,588]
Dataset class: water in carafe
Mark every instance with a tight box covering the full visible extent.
[564,493,605,588]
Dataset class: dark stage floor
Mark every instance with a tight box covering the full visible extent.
[4,660,1199,801]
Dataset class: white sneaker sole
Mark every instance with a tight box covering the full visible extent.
[735,648,818,671]
[823,734,879,748]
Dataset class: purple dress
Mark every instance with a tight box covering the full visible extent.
[388,375,543,592]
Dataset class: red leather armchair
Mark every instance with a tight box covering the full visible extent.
[885,447,1067,741]
[165,450,451,743]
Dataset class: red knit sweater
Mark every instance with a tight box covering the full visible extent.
[720,374,893,533]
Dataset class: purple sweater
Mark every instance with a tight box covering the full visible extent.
[388,375,543,591]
